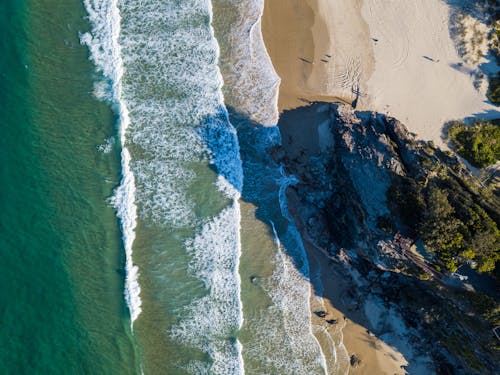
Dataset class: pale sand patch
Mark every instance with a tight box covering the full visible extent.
[263,0,500,146]
[361,0,499,147]
[262,0,373,111]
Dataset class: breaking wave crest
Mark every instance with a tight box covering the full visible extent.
[81,0,142,324]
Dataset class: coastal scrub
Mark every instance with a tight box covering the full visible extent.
[446,121,500,168]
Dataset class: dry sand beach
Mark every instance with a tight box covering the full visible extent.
[263,0,499,146]
[262,0,373,112]
[361,0,499,147]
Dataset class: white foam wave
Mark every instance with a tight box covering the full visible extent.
[84,0,245,371]
[212,0,280,126]
[276,165,352,375]
[232,120,331,373]
[166,3,245,369]
[271,198,328,374]
[97,136,115,154]
[171,203,244,374]
[81,0,142,324]
[111,0,245,227]
[240,220,327,374]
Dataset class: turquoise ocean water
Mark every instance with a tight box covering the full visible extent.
[1,0,347,373]
[0,1,138,373]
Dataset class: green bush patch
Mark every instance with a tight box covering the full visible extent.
[446,121,500,168]
[388,175,500,273]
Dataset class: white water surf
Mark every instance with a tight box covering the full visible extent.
[81,0,142,324]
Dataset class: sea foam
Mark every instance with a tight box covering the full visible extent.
[171,202,243,374]
[165,2,244,370]
[212,0,280,126]
[81,0,142,324]
[83,0,245,372]
[233,120,329,374]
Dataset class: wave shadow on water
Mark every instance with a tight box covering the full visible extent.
[198,108,244,197]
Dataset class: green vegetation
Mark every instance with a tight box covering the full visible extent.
[441,334,484,371]
[487,18,500,104]
[481,1,500,103]
[446,121,500,168]
[388,173,500,273]
[464,290,500,326]
[376,214,394,232]
[488,74,500,104]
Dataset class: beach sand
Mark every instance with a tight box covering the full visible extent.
[262,0,373,111]
[361,0,498,147]
[262,0,499,146]
[261,0,497,372]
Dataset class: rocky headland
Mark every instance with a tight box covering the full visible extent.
[271,102,500,374]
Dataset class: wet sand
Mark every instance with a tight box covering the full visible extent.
[262,0,373,112]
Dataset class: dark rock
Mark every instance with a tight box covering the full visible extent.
[268,145,287,163]
[350,354,361,367]
[436,362,455,375]
[314,310,327,318]
[275,102,500,374]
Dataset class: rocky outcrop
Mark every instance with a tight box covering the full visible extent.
[274,103,411,249]
[275,102,497,249]
[273,102,500,375]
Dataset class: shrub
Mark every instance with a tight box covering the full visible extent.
[388,176,499,274]
[376,215,394,232]
[446,121,500,168]
[488,74,500,104]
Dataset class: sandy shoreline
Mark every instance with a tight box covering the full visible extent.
[260,0,499,372]
[262,0,373,112]
[262,0,499,146]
